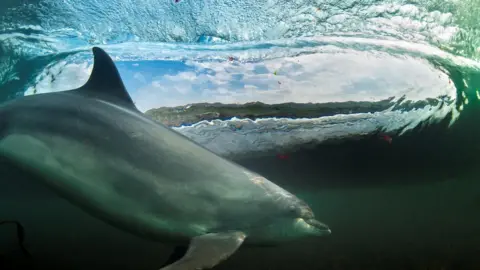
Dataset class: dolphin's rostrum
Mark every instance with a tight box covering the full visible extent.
[0,47,331,270]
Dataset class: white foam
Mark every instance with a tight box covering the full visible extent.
[173,102,457,157]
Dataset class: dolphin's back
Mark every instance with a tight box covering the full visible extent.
[0,91,289,240]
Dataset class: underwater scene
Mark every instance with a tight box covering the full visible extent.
[1,0,480,269]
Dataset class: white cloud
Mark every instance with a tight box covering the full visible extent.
[133,72,146,84]
[25,62,92,95]
[26,44,456,113]
[132,50,455,112]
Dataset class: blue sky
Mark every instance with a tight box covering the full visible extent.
[26,49,455,113]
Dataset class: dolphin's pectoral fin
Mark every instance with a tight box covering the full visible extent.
[159,231,246,270]
[71,47,138,111]
[160,246,188,268]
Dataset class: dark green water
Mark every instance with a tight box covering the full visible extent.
[1,66,480,270]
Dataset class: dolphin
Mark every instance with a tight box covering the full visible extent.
[0,47,331,270]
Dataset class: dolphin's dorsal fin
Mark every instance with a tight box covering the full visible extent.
[73,47,137,110]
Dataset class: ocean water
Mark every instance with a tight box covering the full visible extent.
[1,0,480,269]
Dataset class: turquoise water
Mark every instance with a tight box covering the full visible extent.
[1,0,480,269]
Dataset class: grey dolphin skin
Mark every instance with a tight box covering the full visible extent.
[0,47,330,270]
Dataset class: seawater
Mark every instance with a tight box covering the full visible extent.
[1,0,480,269]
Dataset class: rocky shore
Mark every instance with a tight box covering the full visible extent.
[144,98,416,127]
[145,97,443,127]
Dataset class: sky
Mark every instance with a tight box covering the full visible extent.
[26,48,455,113]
